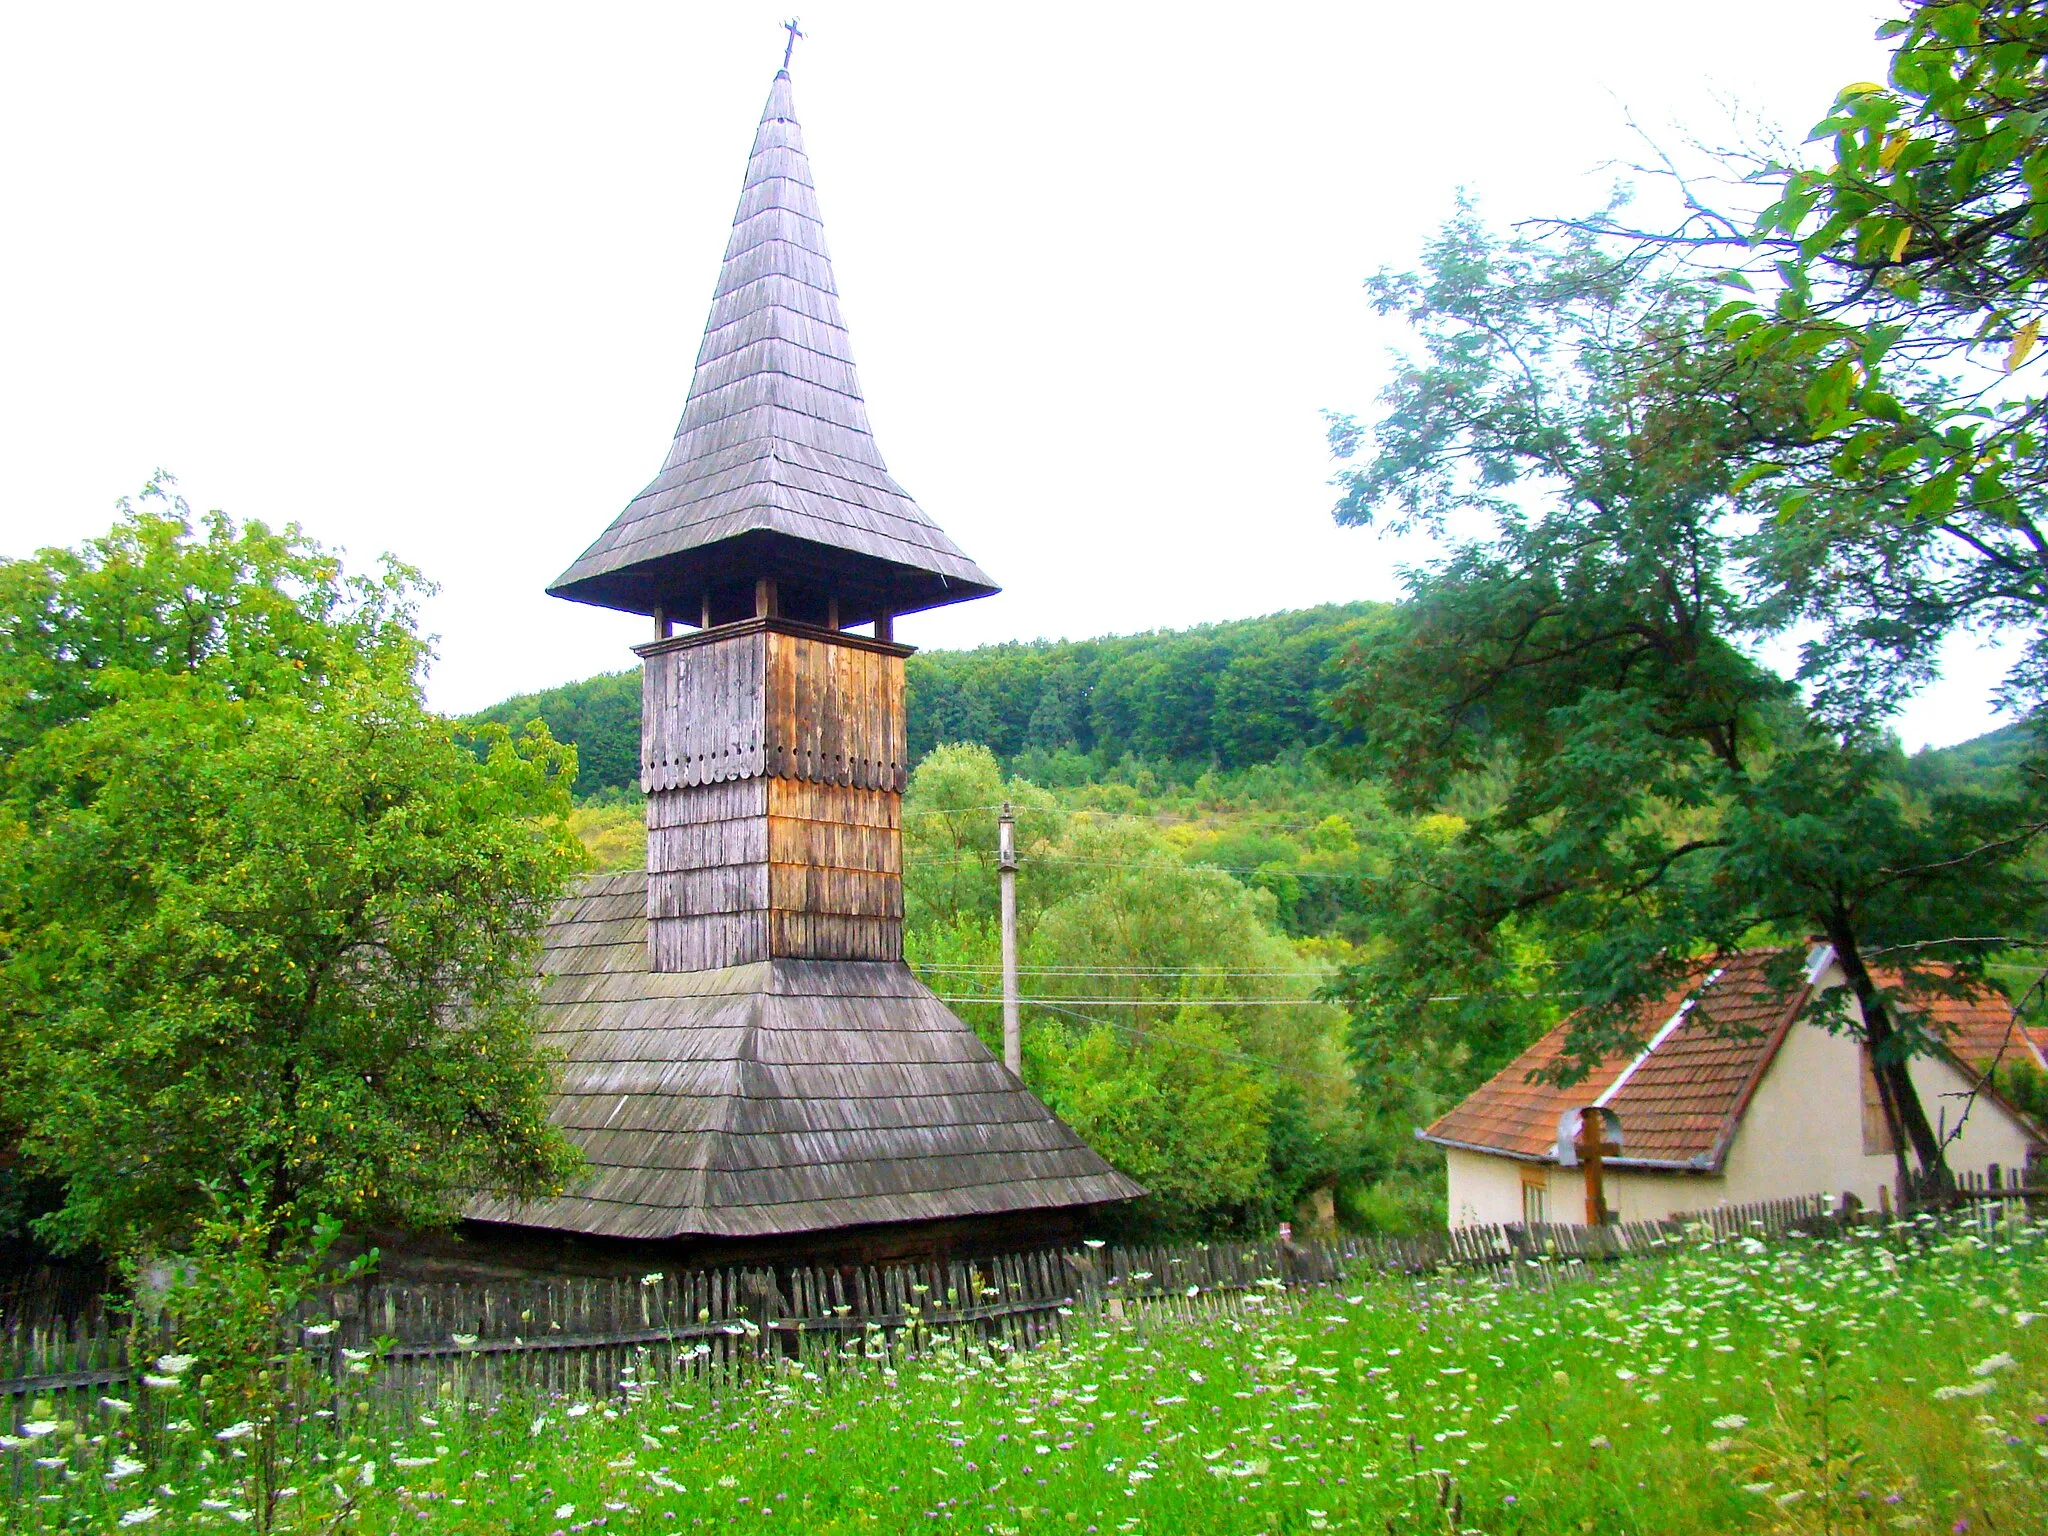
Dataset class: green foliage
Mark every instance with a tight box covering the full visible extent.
[1028,1013,1274,1235]
[0,488,584,1258]
[474,604,1385,801]
[1988,1055,2048,1124]
[566,800,646,873]
[16,1212,2048,1534]
[901,745,1366,1237]
[910,604,1382,772]
[1325,210,2048,1188]
[470,669,641,802]
[1575,5,2048,722]
[148,1194,383,1532]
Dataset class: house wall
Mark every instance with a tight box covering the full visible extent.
[1446,1149,1725,1230]
[1445,1148,1526,1229]
[1721,1014,2037,1208]
[1445,1008,2039,1230]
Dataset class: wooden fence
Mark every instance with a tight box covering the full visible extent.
[0,1187,2022,1435]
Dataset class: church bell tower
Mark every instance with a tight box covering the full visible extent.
[548,67,998,973]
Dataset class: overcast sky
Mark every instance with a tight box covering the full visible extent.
[11,3,1997,749]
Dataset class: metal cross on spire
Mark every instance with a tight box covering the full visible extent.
[780,17,804,70]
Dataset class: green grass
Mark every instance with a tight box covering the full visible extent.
[9,1213,2048,1534]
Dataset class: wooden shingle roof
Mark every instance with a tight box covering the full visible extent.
[1420,952,2029,1172]
[467,874,1142,1240]
[548,70,998,626]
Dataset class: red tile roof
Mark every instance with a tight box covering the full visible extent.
[1925,988,2047,1072]
[1421,952,2033,1171]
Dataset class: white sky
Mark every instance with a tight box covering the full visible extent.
[7,2,1999,750]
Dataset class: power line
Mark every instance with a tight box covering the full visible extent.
[901,803,1373,835]
[913,853,1373,882]
[946,998,1330,1008]
[914,965,1334,977]
[1028,1001,1357,1086]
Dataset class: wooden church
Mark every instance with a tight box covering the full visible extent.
[438,63,1142,1278]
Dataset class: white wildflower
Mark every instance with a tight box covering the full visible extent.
[1933,1381,1997,1400]
[140,1376,182,1390]
[450,1334,478,1349]
[107,1456,147,1482]
[717,1475,738,1489]
[567,1402,592,1418]
[302,1323,336,1339]
[21,1421,59,1438]
[100,1396,133,1415]
[1742,1482,1774,1494]
[393,1457,438,1469]
[118,1505,160,1526]
[1588,1434,1611,1450]
[214,1422,256,1442]
[642,1272,665,1286]
[1711,1414,1748,1430]
[1970,1352,2018,1377]
[1614,1368,1636,1381]
[555,1503,576,1520]
[153,1355,195,1376]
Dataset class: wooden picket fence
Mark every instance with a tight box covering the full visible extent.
[0,1186,2020,1437]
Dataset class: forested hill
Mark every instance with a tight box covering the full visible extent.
[470,602,1386,799]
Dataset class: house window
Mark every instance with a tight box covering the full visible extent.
[1520,1166,1548,1226]
[1861,1046,1896,1156]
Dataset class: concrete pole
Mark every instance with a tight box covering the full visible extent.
[998,802,1020,1076]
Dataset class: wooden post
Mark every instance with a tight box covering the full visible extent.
[700,591,712,629]
[754,579,778,619]
[827,595,840,631]
[998,802,1020,1076]
[874,612,893,644]
[653,604,672,640]
[1573,1109,1621,1227]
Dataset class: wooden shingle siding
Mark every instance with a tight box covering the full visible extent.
[639,626,905,794]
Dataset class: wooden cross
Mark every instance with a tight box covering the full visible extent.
[781,17,804,69]
[1574,1109,1622,1227]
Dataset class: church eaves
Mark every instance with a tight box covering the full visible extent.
[547,70,998,629]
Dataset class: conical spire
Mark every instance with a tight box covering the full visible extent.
[549,70,997,629]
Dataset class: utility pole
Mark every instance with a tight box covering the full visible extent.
[998,802,1020,1076]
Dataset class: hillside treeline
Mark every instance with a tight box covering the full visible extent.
[905,603,1381,775]
[472,603,1383,798]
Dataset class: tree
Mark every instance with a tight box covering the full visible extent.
[1569,4,2048,724]
[0,484,582,1257]
[899,743,1365,1233]
[1325,216,2048,1192]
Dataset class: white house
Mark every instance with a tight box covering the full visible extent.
[1421,947,2045,1229]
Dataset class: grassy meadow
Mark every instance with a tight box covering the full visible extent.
[7,1213,2047,1534]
